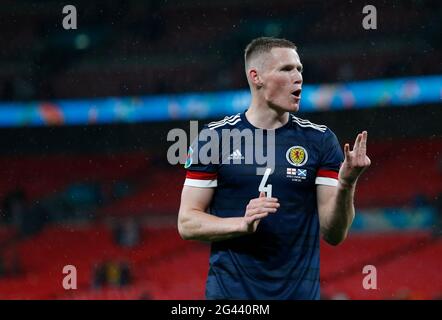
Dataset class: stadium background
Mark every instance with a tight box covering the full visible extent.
[0,0,441,299]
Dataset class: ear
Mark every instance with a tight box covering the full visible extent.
[249,69,263,88]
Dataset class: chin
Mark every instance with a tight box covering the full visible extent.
[290,104,300,113]
[284,102,300,113]
[269,100,300,113]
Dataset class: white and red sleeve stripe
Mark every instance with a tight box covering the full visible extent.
[315,169,339,186]
[184,171,218,188]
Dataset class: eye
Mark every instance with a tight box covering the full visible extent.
[281,65,303,73]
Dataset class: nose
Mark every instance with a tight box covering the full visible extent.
[293,72,302,86]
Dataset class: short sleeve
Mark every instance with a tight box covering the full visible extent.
[183,125,220,188]
[315,129,344,187]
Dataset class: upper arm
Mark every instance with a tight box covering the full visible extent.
[179,185,215,216]
[178,124,221,236]
[315,129,343,230]
[316,184,337,223]
[180,122,219,216]
[178,186,215,238]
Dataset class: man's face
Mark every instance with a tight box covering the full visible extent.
[259,47,303,112]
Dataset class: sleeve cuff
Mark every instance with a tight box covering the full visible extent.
[315,177,338,186]
[184,170,218,188]
[316,169,339,186]
[184,178,217,188]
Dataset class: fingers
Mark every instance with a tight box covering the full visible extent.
[259,191,266,198]
[355,131,368,148]
[344,143,350,160]
[247,212,269,222]
[250,196,278,206]
[366,155,372,167]
[246,195,280,219]
[248,200,278,211]
[248,202,279,210]
[347,131,368,160]
[360,131,367,151]
[357,131,367,161]
[246,207,277,217]
[259,196,278,202]
[353,133,362,152]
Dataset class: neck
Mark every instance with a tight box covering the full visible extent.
[246,96,290,130]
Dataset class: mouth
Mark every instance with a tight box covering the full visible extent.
[291,88,302,100]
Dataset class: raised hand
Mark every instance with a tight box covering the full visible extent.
[241,192,279,233]
[339,131,371,187]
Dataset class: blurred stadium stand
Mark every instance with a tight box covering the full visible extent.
[0,0,440,101]
[0,0,441,299]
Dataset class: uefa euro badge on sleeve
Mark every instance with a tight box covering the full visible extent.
[184,146,193,168]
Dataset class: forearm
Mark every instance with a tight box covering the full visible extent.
[321,181,356,245]
[178,209,246,242]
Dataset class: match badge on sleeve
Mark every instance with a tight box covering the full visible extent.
[286,146,308,167]
[184,146,193,168]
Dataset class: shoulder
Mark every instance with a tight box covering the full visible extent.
[290,114,328,133]
[290,114,339,146]
[206,113,242,131]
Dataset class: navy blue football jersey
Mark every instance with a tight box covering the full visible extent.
[183,111,343,300]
